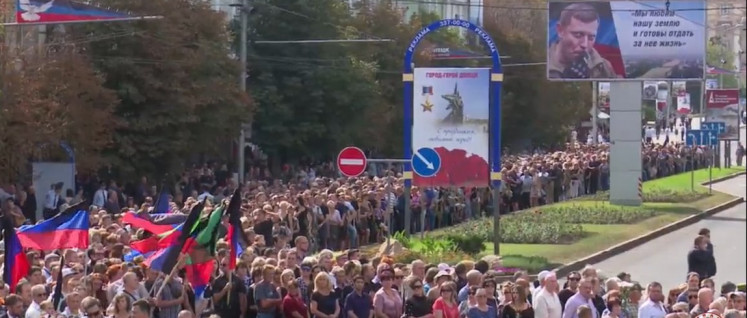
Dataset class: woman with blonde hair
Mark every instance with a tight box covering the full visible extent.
[375,269,404,318]
[310,272,340,318]
[433,281,459,318]
[500,284,533,318]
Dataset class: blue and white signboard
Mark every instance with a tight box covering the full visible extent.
[411,147,441,177]
[686,130,718,146]
[700,122,725,136]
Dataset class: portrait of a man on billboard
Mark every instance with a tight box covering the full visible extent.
[547,3,617,79]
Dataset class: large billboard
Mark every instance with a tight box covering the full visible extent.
[412,68,489,187]
[547,0,705,80]
[705,89,740,140]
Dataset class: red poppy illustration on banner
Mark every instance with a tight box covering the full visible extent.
[412,68,490,187]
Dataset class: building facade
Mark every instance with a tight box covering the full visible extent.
[706,0,746,73]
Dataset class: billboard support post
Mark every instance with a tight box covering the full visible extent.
[609,81,644,206]
[403,19,503,254]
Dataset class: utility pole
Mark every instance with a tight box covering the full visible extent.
[237,0,249,185]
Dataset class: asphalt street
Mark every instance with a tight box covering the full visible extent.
[587,175,746,289]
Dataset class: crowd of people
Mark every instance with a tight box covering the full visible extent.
[0,138,742,318]
[0,140,722,248]
[0,215,744,318]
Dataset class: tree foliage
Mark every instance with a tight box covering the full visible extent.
[72,0,252,178]
[243,0,590,162]
[246,0,385,163]
[0,49,118,182]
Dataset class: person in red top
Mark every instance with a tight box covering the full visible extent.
[433,281,459,318]
[283,280,309,318]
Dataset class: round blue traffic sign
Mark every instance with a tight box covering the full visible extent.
[411,147,441,177]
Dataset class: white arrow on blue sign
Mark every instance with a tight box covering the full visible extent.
[686,130,719,146]
[411,147,441,177]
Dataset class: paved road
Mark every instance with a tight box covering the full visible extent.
[588,175,746,289]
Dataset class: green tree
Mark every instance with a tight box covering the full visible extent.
[74,0,252,178]
[245,0,384,165]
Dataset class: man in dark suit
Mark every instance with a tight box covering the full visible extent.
[688,235,716,279]
[698,228,717,277]
[1,294,25,318]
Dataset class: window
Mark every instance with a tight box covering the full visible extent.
[719,4,733,16]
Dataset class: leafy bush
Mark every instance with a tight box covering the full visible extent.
[535,204,656,224]
[445,233,484,255]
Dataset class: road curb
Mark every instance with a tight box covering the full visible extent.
[552,174,746,278]
[701,171,746,185]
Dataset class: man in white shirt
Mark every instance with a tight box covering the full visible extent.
[25,284,47,318]
[639,282,668,318]
[43,182,63,219]
[92,182,108,208]
[534,272,562,318]
[533,270,550,300]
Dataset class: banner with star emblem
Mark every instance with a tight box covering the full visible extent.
[412,68,490,187]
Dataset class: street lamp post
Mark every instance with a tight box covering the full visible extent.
[231,0,253,185]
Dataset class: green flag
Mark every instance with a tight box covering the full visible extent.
[194,205,224,254]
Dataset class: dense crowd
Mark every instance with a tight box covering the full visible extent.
[0,217,744,318]
[0,141,720,249]
[0,138,741,318]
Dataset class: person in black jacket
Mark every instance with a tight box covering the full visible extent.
[688,235,716,279]
[697,228,717,278]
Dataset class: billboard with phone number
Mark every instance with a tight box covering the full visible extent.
[547,0,705,81]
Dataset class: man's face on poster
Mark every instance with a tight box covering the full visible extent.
[557,17,599,62]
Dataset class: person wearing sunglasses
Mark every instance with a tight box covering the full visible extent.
[80,296,103,318]
[404,278,431,318]
[468,288,496,318]
[25,284,47,318]
[433,281,458,318]
[374,270,403,318]
[560,272,582,310]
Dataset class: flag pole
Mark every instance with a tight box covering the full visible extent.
[153,253,186,298]
[1,16,163,26]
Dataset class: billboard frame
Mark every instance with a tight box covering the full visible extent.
[402,19,503,189]
[401,19,503,251]
[545,0,707,82]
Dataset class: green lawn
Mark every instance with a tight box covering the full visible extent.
[482,191,737,270]
[644,167,745,193]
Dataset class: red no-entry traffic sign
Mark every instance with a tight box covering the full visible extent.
[337,147,367,177]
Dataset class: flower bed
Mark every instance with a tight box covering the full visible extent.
[533,204,657,224]
[578,189,710,203]
[441,214,585,245]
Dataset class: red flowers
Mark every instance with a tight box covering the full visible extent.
[413,147,489,187]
